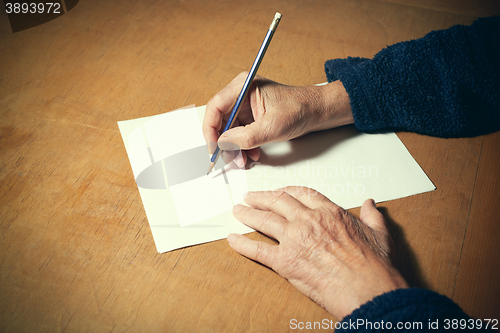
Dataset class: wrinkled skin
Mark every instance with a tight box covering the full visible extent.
[228,187,408,320]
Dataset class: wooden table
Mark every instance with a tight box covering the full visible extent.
[1,0,499,331]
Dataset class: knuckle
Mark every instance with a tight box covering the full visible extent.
[285,186,322,201]
[288,217,315,243]
[300,209,322,226]
[271,191,287,205]
[283,185,303,194]
[329,205,347,220]
[237,71,250,80]
[206,96,215,108]
[253,242,268,262]
[211,93,224,108]
[240,130,257,149]
[260,210,275,227]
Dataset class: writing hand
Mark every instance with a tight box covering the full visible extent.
[203,73,354,167]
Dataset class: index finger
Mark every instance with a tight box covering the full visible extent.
[203,73,248,152]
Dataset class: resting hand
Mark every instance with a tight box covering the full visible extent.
[203,73,353,166]
[228,186,408,320]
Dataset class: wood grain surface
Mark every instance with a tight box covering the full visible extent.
[1,0,499,331]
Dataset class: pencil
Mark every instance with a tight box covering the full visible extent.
[207,12,282,175]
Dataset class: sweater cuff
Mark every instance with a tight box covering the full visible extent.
[325,57,392,133]
[335,288,470,332]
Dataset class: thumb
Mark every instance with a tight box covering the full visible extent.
[218,122,270,150]
[359,199,388,235]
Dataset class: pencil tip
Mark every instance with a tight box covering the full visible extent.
[207,163,214,175]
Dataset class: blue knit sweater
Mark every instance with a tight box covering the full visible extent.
[325,16,499,331]
[325,16,500,138]
[336,288,475,332]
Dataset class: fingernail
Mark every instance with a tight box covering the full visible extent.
[234,153,245,168]
[233,204,243,213]
[370,199,376,207]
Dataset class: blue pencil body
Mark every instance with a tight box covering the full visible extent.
[210,15,281,165]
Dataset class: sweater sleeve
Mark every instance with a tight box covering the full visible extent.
[335,288,476,332]
[325,16,500,138]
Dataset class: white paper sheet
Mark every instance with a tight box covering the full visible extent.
[118,106,435,253]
